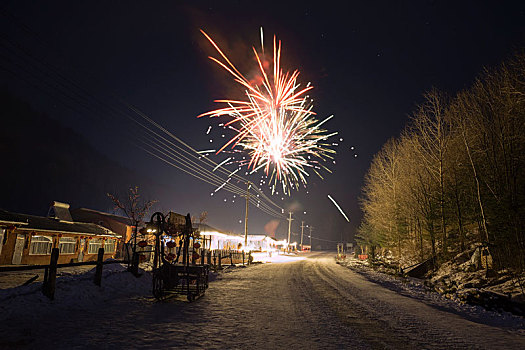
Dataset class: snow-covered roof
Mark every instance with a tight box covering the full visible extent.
[71,207,133,226]
[0,209,117,237]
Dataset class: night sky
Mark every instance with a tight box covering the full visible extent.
[2,1,524,246]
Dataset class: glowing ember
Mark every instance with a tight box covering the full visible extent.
[199,29,337,194]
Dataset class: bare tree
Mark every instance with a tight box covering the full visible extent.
[358,52,525,274]
[199,211,208,224]
[107,186,157,254]
[410,89,451,256]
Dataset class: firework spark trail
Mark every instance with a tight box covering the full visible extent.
[199,29,337,194]
[197,149,216,154]
[327,194,350,222]
[229,168,241,177]
[214,177,231,192]
[213,157,232,171]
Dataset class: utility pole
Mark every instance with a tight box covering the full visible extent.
[244,182,250,248]
[287,212,293,251]
[309,226,314,251]
[300,221,305,251]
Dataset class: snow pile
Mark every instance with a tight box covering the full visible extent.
[339,257,525,330]
[346,249,525,316]
[428,251,525,315]
[0,262,226,315]
[429,251,524,296]
[0,264,153,321]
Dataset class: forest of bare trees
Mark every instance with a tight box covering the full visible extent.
[357,53,525,273]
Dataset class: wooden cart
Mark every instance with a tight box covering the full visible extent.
[149,212,209,301]
[153,262,209,301]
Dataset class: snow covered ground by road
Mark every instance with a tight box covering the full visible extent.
[1,252,524,349]
[338,257,525,330]
[251,251,306,263]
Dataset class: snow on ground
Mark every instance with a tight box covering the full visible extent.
[339,257,525,331]
[373,248,525,307]
[1,252,524,349]
[428,251,525,305]
[0,265,95,289]
[0,263,152,320]
[251,251,306,263]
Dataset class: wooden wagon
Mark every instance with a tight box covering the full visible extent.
[149,212,209,301]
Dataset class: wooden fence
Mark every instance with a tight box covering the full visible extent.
[191,249,251,268]
[0,247,128,300]
[1,247,252,300]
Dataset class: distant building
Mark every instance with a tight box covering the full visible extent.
[70,207,135,258]
[193,224,278,252]
[246,234,278,252]
[70,207,133,241]
[0,202,118,265]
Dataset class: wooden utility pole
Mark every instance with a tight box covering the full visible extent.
[244,182,250,248]
[287,212,293,251]
[309,226,314,251]
[300,221,305,251]
[43,248,59,300]
[94,247,105,286]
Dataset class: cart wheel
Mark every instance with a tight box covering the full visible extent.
[153,274,164,300]
[187,293,195,302]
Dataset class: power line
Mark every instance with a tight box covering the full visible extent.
[1,9,287,219]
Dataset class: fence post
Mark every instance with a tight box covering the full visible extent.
[218,253,222,269]
[230,252,234,266]
[42,248,59,300]
[94,247,104,286]
[130,252,140,277]
[207,251,212,266]
[248,251,251,265]
[242,251,245,265]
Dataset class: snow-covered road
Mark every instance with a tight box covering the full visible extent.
[1,252,524,349]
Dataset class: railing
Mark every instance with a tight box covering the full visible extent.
[159,247,252,268]
[208,249,252,268]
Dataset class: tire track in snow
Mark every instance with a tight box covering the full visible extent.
[304,257,416,349]
[310,256,525,349]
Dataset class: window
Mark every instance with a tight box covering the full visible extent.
[0,228,5,255]
[59,237,76,254]
[88,238,102,254]
[104,239,116,254]
[29,236,53,255]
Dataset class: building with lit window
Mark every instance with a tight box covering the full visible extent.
[70,207,135,259]
[0,202,118,265]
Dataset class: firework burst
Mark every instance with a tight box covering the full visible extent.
[199,29,337,194]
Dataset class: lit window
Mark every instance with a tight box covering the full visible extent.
[59,237,76,254]
[88,238,103,254]
[29,236,53,255]
[104,239,116,253]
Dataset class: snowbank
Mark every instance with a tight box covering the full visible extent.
[428,251,525,315]
[0,264,152,321]
[0,261,228,318]
[339,257,525,330]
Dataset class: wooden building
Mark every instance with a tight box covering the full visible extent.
[0,202,118,265]
[70,207,134,258]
